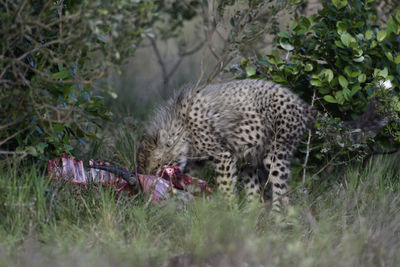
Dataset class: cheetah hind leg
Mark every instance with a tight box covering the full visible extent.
[263,149,292,212]
[240,165,262,203]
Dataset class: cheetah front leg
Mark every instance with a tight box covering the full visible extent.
[213,151,238,201]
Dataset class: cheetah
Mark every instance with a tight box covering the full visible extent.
[137,79,388,210]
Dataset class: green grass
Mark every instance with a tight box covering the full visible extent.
[0,154,399,267]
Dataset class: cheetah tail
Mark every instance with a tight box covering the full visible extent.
[343,97,388,142]
[342,80,394,142]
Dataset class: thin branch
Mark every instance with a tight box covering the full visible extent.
[0,119,24,131]
[310,151,342,180]
[14,60,106,85]
[301,89,317,185]
[168,39,206,79]
[17,39,63,61]
[148,32,206,93]
[302,129,312,186]
[0,150,28,155]
[0,127,29,147]
[180,40,206,57]
[12,0,28,22]
[274,151,343,203]
[147,34,168,90]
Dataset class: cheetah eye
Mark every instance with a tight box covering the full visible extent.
[166,139,174,148]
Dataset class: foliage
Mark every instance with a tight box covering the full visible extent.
[0,154,399,266]
[3,0,284,159]
[0,0,156,159]
[239,0,400,171]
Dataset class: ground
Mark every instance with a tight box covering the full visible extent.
[0,153,399,267]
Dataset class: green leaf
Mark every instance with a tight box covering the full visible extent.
[267,56,276,65]
[336,91,345,105]
[334,40,344,48]
[36,142,48,154]
[377,30,387,42]
[351,84,362,96]
[97,9,108,15]
[323,95,337,103]
[344,66,352,77]
[53,124,65,133]
[336,21,347,34]
[374,67,388,78]
[279,38,294,51]
[396,8,400,23]
[319,87,331,94]
[279,31,292,38]
[202,0,209,7]
[338,75,348,88]
[332,0,347,9]
[354,21,365,28]
[299,17,311,30]
[245,66,256,77]
[358,73,366,83]
[323,69,334,83]
[343,87,351,101]
[304,63,313,72]
[310,80,322,87]
[285,65,299,75]
[365,30,373,40]
[387,18,397,34]
[349,70,361,78]
[356,33,364,40]
[293,23,308,35]
[395,55,400,64]
[386,52,393,61]
[257,59,272,66]
[353,48,363,57]
[52,69,70,80]
[27,147,38,156]
[353,56,364,62]
[340,32,353,47]
[272,75,286,83]
[381,67,388,78]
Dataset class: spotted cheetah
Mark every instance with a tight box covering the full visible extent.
[137,79,388,210]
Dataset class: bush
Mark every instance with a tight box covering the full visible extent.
[0,0,156,159]
[239,0,400,175]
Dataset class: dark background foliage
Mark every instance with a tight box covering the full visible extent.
[0,0,156,158]
[1,0,399,174]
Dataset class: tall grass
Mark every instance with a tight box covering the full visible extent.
[0,154,399,267]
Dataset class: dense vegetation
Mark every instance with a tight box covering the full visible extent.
[239,0,400,178]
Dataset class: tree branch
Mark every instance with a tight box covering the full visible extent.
[168,40,206,79]
[302,89,317,185]
[147,34,169,92]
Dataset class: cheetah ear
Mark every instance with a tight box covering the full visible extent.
[157,129,169,146]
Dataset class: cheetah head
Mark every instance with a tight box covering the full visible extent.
[136,129,189,174]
